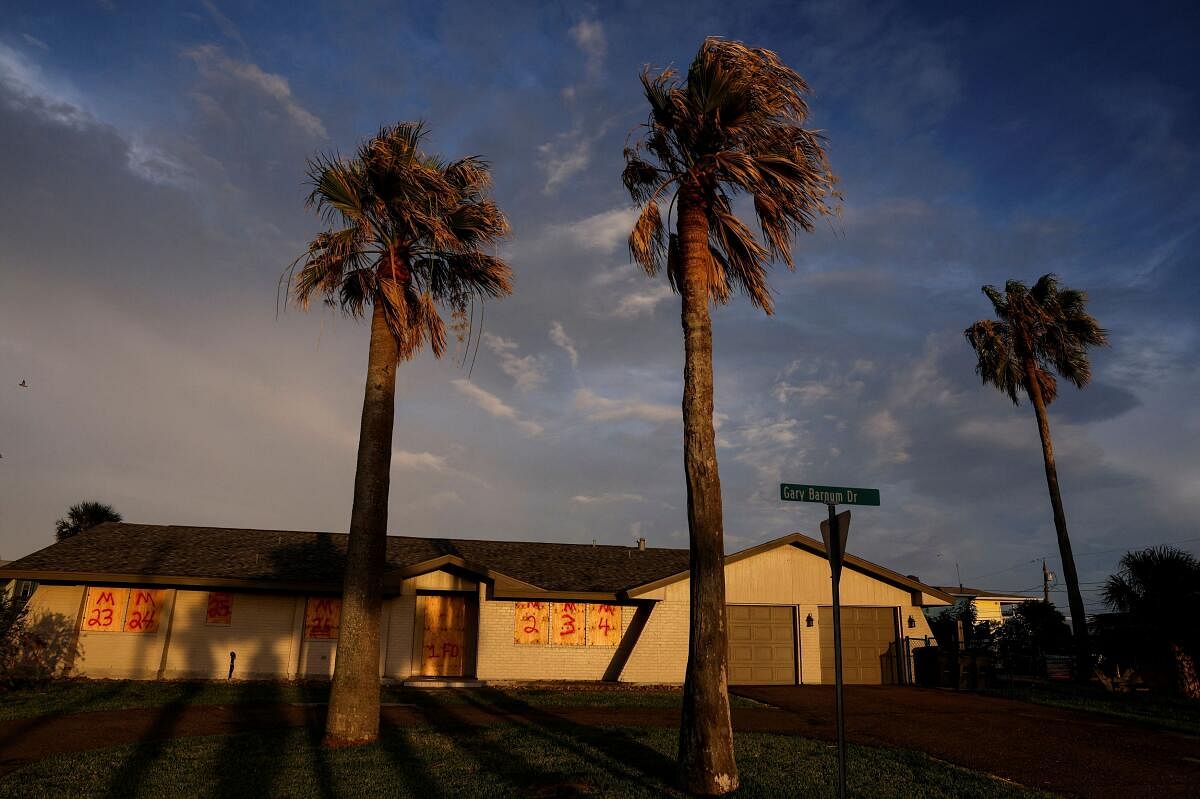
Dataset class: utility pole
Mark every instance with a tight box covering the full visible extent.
[1042,559,1052,604]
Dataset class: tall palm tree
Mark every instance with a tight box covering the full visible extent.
[623,38,838,794]
[288,122,511,747]
[1103,546,1200,698]
[55,501,122,542]
[965,274,1107,681]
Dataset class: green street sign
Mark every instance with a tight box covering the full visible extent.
[780,483,880,506]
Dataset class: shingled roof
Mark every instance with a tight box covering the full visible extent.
[0,523,691,598]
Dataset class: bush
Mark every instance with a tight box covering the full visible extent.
[993,601,1073,677]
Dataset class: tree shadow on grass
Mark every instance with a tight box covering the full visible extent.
[376,725,446,799]
[396,692,581,797]
[211,676,296,798]
[101,680,206,798]
[451,688,679,795]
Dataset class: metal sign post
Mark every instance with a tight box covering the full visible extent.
[821,506,851,799]
[784,482,878,799]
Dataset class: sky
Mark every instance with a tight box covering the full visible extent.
[1,1,1197,614]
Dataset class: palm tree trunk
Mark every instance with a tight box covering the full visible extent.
[1024,358,1090,682]
[675,193,738,796]
[324,299,397,747]
[1171,643,1200,700]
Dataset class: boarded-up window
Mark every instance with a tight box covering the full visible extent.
[123,589,168,633]
[513,601,549,645]
[82,587,127,632]
[304,597,341,639]
[587,604,622,647]
[552,602,585,646]
[206,592,233,625]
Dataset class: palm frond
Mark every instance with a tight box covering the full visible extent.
[708,198,770,310]
[629,200,666,276]
[964,319,1023,405]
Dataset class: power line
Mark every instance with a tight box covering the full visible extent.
[965,535,1200,584]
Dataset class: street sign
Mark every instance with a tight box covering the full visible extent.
[820,510,851,567]
[780,483,880,506]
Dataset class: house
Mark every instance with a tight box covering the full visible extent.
[935,586,1039,623]
[0,523,951,686]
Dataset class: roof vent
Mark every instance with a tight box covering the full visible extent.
[637,537,647,551]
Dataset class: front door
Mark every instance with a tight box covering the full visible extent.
[421,594,467,676]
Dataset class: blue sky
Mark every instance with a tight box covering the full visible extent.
[1,1,1197,613]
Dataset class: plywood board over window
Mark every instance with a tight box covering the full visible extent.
[206,592,233,625]
[304,597,341,639]
[587,604,622,646]
[123,589,168,633]
[513,601,549,645]
[552,602,585,646]
[81,587,127,633]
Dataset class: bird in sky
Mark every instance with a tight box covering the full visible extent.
[18,380,28,388]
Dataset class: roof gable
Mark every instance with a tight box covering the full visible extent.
[628,531,954,604]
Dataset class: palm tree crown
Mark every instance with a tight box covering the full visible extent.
[622,37,840,312]
[1103,546,1200,618]
[965,274,1108,405]
[55,501,122,542]
[288,122,512,358]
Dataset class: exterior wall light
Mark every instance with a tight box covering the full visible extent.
[805,613,814,627]
[907,615,917,629]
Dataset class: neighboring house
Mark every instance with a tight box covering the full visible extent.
[0,560,37,606]
[0,523,951,686]
[935,586,1039,623]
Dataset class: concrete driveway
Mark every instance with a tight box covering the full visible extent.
[731,685,1200,799]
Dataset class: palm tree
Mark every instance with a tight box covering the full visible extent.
[965,274,1107,681]
[1103,546,1200,698]
[55,501,122,542]
[622,38,839,794]
[288,122,511,747]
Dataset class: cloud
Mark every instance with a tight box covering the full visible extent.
[183,45,326,139]
[0,45,192,188]
[574,388,678,424]
[0,43,90,128]
[566,207,638,253]
[200,0,247,51]
[21,34,49,51]
[549,321,579,367]
[740,419,800,448]
[451,379,543,435]
[568,19,606,79]
[482,333,547,391]
[391,449,450,472]
[611,283,674,318]
[126,138,195,188]
[538,127,596,193]
[427,490,463,510]
[862,409,911,464]
[571,492,645,504]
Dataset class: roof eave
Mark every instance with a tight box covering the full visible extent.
[0,569,345,594]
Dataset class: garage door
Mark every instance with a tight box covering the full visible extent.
[818,606,897,684]
[727,605,796,685]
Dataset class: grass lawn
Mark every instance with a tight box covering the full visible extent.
[0,723,1050,799]
[987,681,1200,736]
[0,679,757,722]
